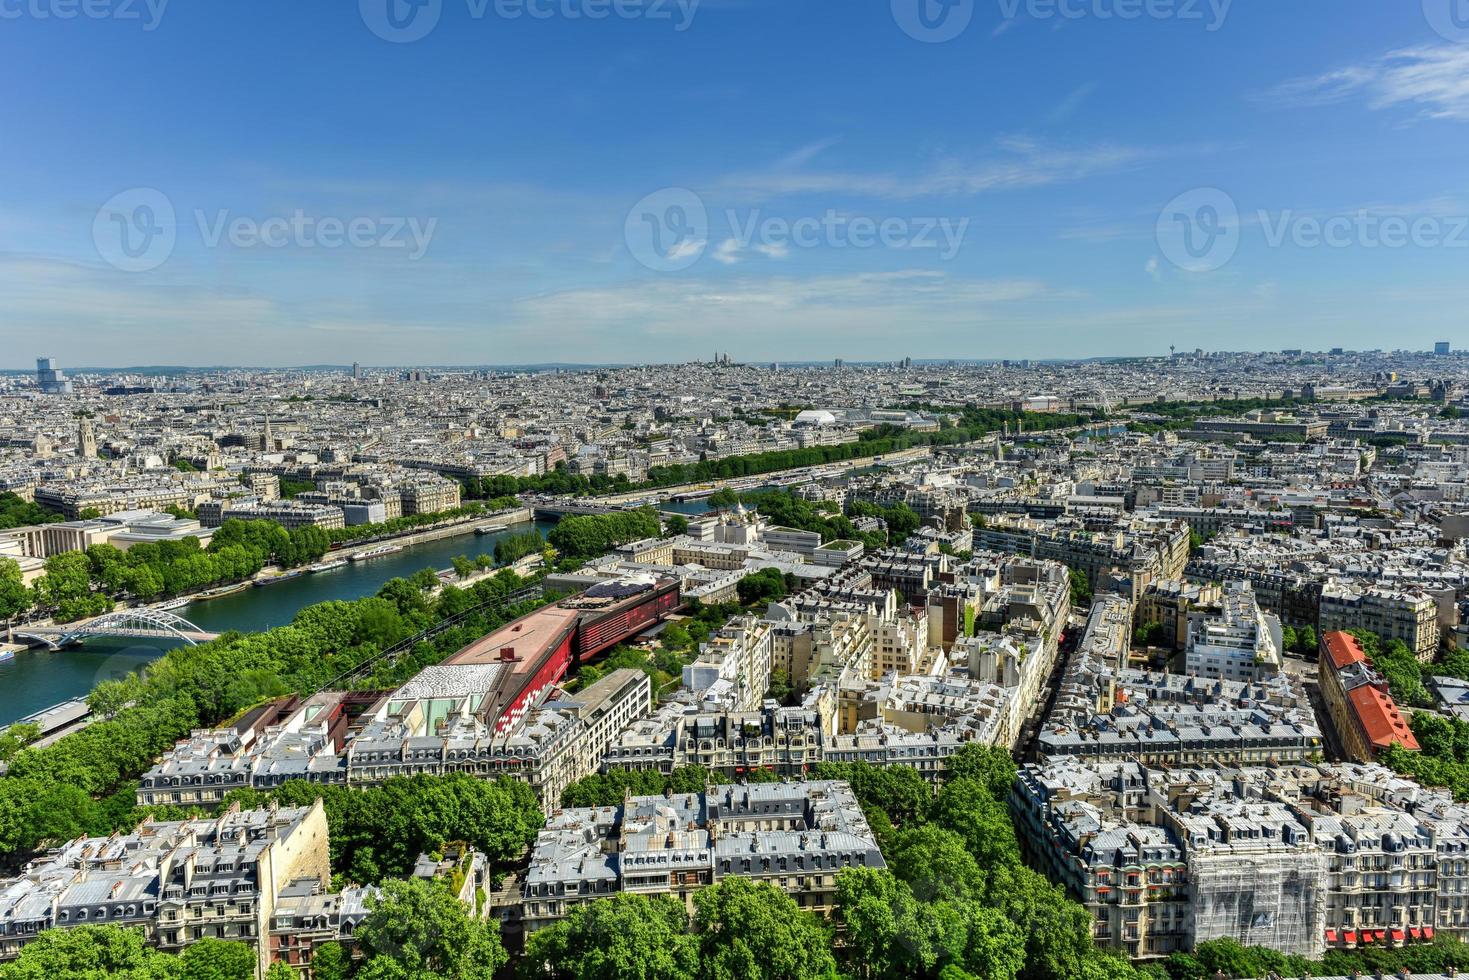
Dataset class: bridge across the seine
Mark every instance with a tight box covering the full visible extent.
[15,609,221,651]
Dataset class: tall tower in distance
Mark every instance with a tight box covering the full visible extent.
[36,356,73,395]
[262,417,274,452]
[77,416,97,459]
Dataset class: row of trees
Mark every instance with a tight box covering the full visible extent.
[0,566,549,860]
[546,509,661,559]
[324,497,521,546]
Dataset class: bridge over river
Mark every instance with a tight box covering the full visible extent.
[14,609,221,651]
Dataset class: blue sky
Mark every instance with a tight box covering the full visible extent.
[2,0,1467,367]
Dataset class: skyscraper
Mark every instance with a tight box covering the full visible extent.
[36,357,72,395]
[1436,342,1451,356]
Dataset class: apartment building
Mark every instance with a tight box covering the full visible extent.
[1184,580,1283,684]
[520,781,884,933]
[0,802,330,975]
[1319,580,1441,662]
[1015,759,1464,961]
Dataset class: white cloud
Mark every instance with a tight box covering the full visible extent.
[712,239,743,265]
[1145,257,1161,281]
[1265,45,1469,122]
[720,139,1155,201]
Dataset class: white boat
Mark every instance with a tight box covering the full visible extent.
[308,558,349,573]
[154,597,191,612]
[350,544,404,562]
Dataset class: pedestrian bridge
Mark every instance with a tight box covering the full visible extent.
[15,609,220,651]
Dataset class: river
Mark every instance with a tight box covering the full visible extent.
[0,520,559,725]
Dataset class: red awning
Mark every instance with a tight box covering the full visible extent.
[1392,930,1406,942]
[1344,931,1358,944]
[1425,927,1435,939]
[1361,932,1374,943]
[1411,928,1423,939]
[1325,930,1339,943]
[1376,931,1388,942]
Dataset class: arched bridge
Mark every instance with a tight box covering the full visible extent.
[15,609,220,651]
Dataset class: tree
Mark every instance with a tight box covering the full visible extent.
[885,826,986,904]
[664,514,689,535]
[178,937,256,980]
[930,777,1022,871]
[356,878,508,980]
[707,488,740,510]
[520,893,698,980]
[451,555,477,580]
[0,723,40,763]
[1067,568,1091,608]
[692,877,838,980]
[0,558,31,637]
[35,551,94,611]
[309,942,350,980]
[0,925,168,979]
[942,744,1017,800]
[737,568,787,606]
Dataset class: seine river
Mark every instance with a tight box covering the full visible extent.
[0,520,557,726]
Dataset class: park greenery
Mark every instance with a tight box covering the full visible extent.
[212,773,541,887]
[0,878,510,980]
[0,491,63,531]
[1383,711,1469,802]
[463,410,1092,503]
[0,566,547,862]
[547,508,661,558]
[551,746,1141,980]
[732,487,918,552]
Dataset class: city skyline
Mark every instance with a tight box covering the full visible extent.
[4,2,1468,365]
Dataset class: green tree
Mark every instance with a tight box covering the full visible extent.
[1067,568,1091,607]
[451,555,477,580]
[886,825,986,903]
[309,942,350,980]
[942,744,1018,799]
[356,878,508,980]
[737,568,787,606]
[0,558,32,636]
[520,893,698,980]
[0,924,171,979]
[692,877,838,980]
[664,514,689,535]
[178,938,256,980]
[707,488,740,510]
